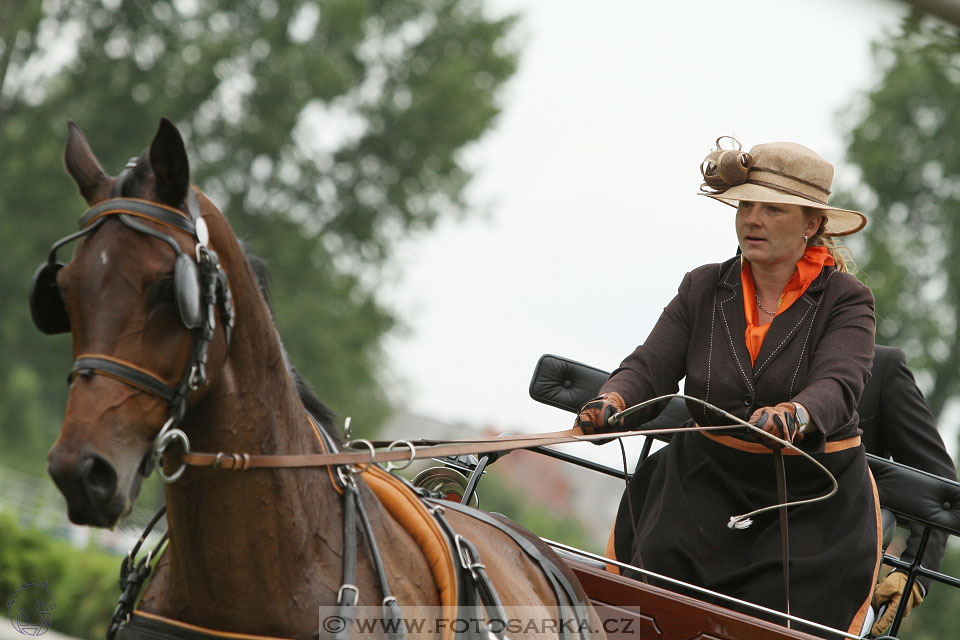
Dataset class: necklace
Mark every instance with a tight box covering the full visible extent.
[756,292,780,317]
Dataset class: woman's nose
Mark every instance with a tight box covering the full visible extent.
[740,204,761,224]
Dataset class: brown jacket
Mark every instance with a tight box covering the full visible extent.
[601,255,875,451]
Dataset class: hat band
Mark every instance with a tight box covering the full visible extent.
[746,178,830,206]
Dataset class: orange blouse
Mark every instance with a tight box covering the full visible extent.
[741,246,834,364]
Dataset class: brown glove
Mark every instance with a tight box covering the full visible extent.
[870,572,923,636]
[574,392,625,435]
[748,402,805,449]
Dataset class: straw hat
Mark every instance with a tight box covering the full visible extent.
[699,139,866,237]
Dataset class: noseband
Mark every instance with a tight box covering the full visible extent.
[33,175,235,481]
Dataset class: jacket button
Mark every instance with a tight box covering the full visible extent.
[743,395,752,406]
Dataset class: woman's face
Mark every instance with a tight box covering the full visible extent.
[736,201,822,268]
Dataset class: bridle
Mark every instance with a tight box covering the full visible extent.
[34,166,235,481]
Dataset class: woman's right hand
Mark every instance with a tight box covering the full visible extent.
[575,392,625,434]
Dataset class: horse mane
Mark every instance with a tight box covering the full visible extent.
[242,245,339,436]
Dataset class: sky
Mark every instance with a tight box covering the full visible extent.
[381,0,912,463]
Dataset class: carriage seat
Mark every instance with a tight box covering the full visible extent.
[529,353,960,636]
[528,354,960,536]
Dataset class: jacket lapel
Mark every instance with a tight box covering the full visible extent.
[752,266,832,379]
[716,258,755,394]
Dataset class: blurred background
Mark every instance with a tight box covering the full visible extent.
[3,0,960,636]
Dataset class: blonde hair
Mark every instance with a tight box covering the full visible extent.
[804,208,856,274]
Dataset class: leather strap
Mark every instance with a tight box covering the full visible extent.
[80,198,196,236]
[181,424,744,471]
[334,484,360,640]
[71,355,174,402]
[353,488,404,640]
[773,450,791,625]
[427,502,509,640]
[116,611,293,640]
[429,499,591,640]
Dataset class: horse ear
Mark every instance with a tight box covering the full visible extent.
[64,121,109,204]
[149,117,190,208]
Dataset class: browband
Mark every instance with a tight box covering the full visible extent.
[79,198,197,236]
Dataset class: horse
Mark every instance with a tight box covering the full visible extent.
[36,118,602,639]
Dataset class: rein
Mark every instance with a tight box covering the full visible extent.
[178,425,738,469]
[173,393,839,528]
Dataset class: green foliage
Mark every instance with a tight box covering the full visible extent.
[0,511,118,638]
[0,0,519,457]
[839,14,960,422]
[470,472,597,554]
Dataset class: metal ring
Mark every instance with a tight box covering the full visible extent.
[346,438,376,474]
[155,424,191,483]
[384,440,416,472]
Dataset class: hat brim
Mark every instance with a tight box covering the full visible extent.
[701,183,866,237]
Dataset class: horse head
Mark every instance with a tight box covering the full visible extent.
[43,119,233,526]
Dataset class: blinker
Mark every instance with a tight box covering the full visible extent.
[30,261,69,334]
[174,253,202,329]
[31,198,211,336]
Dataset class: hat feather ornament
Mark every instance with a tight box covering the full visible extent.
[700,136,752,193]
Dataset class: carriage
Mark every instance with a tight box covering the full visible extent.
[30,119,960,640]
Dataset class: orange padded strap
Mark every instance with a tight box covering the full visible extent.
[361,466,458,640]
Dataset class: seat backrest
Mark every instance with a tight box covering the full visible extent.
[867,453,960,536]
[528,354,609,413]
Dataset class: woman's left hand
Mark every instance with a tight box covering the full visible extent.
[749,402,804,448]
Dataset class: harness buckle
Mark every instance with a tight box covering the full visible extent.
[337,584,359,607]
[454,534,486,577]
[336,466,358,489]
[188,364,203,391]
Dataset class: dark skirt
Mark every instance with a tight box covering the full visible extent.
[614,431,880,636]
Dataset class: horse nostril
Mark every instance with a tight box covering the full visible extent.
[80,454,118,503]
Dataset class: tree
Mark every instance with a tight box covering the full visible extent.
[840,13,960,438]
[0,0,518,472]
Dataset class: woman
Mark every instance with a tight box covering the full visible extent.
[577,139,880,636]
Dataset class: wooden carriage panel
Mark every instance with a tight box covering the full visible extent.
[567,561,823,640]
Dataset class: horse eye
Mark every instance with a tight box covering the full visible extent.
[147,277,176,307]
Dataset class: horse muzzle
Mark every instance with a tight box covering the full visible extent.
[47,447,132,527]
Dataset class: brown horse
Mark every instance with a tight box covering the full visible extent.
[40,119,601,639]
